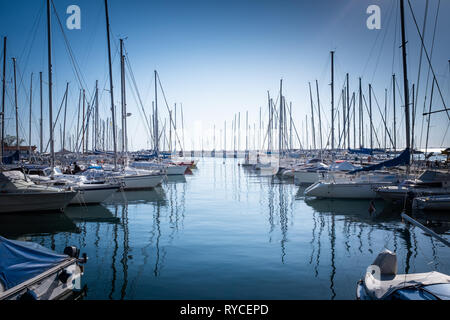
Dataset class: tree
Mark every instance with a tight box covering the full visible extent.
[3,135,24,146]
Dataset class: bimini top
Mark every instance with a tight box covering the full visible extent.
[0,236,68,290]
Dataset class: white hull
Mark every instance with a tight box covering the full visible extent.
[121,174,164,190]
[294,171,324,186]
[70,185,119,205]
[304,182,391,199]
[166,165,187,175]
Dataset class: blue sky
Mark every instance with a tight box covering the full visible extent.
[0,0,449,151]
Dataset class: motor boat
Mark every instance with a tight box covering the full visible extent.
[304,171,403,199]
[130,161,187,175]
[356,249,450,300]
[0,236,87,300]
[412,195,450,211]
[375,170,450,204]
[0,171,77,213]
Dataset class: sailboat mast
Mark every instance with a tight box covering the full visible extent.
[12,58,20,154]
[278,79,283,163]
[47,0,55,168]
[393,74,396,151]
[104,0,118,169]
[62,82,68,152]
[29,73,33,161]
[316,80,323,152]
[95,80,98,151]
[309,82,316,150]
[400,0,411,151]
[1,37,6,163]
[154,70,159,156]
[120,38,127,154]
[331,51,335,151]
[369,84,373,149]
[39,72,43,153]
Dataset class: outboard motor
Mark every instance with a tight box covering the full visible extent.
[64,246,80,259]
[371,249,397,276]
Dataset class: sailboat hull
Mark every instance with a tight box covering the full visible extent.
[0,191,77,213]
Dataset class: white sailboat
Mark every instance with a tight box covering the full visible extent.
[0,171,77,213]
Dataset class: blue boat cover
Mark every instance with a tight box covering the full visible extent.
[0,236,68,290]
[349,148,410,174]
[1,150,19,164]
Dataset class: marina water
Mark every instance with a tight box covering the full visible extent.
[1,157,449,299]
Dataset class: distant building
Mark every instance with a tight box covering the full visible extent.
[2,143,37,158]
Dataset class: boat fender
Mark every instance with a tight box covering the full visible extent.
[64,246,80,259]
[19,289,38,300]
[58,269,71,284]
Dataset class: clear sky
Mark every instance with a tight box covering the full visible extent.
[1,0,449,152]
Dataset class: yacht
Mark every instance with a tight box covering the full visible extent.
[0,171,77,213]
[375,170,450,204]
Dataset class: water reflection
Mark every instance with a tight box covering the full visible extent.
[2,158,449,300]
[0,212,79,239]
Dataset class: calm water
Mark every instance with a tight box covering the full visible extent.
[1,157,449,299]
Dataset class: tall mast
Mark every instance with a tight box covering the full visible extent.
[13,58,19,153]
[154,70,159,155]
[245,111,248,151]
[95,80,98,151]
[369,84,373,149]
[400,0,411,151]
[278,79,283,163]
[342,88,345,149]
[47,0,55,168]
[104,0,118,169]
[330,51,335,151]
[359,77,363,148]
[346,73,350,149]
[353,92,356,149]
[12,58,20,155]
[28,73,33,161]
[62,82,68,151]
[315,80,323,152]
[120,38,127,154]
[82,89,85,153]
[39,72,43,153]
[384,88,387,149]
[309,82,316,150]
[1,37,6,163]
[393,74,396,151]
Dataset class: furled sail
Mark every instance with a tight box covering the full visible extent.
[349,148,410,174]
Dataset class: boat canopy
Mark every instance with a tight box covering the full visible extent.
[329,161,360,171]
[349,148,410,174]
[0,236,68,290]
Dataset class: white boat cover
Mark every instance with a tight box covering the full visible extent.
[364,271,450,299]
[364,250,450,299]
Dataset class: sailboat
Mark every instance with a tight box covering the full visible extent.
[0,170,77,213]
